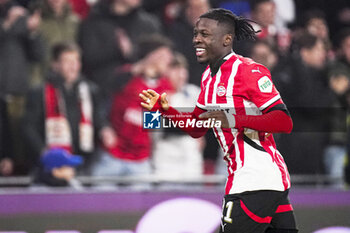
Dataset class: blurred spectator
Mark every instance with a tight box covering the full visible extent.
[250,0,292,53]
[323,69,349,188]
[0,0,43,90]
[294,0,350,44]
[249,39,278,71]
[250,0,276,41]
[303,10,329,42]
[331,28,350,186]
[68,0,90,19]
[166,0,210,86]
[274,32,332,174]
[302,9,334,60]
[142,0,173,24]
[333,28,350,72]
[34,148,83,187]
[272,0,295,31]
[33,0,80,84]
[0,0,44,174]
[153,52,203,182]
[78,0,162,94]
[22,42,113,174]
[0,97,13,176]
[91,35,174,181]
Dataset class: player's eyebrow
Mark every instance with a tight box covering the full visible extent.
[194,28,211,35]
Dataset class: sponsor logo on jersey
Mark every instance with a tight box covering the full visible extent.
[217,85,226,97]
[258,76,273,93]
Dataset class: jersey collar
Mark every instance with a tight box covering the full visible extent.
[210,52,236,76]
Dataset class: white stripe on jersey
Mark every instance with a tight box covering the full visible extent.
[196,102,206,109]
[224,154,234,174]
[226,59,242,107]
[204,76,212,105]
[243,99,261,116]
[202,68,211,83]
[223,52,235,60]
[259,94,281,110]
[233,135,243,170]
[216,128,229,153]
[212,69,222,103]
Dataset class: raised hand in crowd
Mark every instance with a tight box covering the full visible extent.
[26,9,41,34]
[115,28,133,59]
[2,5,26,30]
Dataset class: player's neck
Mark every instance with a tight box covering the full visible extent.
[209,52,233,76]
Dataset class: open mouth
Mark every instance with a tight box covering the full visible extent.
[196,48,206,57]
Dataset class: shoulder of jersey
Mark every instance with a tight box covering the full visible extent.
[242,58,270,77]
[237,58,273,93]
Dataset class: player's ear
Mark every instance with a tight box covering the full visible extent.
[223,34,233,47]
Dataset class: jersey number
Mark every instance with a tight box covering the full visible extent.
[223,201,234,223]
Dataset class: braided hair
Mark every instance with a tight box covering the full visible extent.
[199,8,259,41]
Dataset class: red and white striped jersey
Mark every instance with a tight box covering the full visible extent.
[196,52,291,195]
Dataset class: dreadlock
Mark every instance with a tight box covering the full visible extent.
[200,8,259,41]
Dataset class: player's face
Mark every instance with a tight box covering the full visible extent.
[193,18,229,65]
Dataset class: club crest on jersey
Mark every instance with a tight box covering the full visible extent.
[217,85,226,97]
[258,76,273,93]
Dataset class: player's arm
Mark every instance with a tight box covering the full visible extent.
[139,89,208,138]
[199,64,293,133]
[199,101,293,133]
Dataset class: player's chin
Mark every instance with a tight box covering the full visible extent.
[196,56,208,64]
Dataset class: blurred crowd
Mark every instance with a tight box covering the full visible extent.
[0,0,350,189]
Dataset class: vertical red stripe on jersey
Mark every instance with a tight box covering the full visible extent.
[282,153,291,187]
[233,97,246,166]
[207,75,215,104]
[213,128,225,151]
[275,152,289,190]
[259,134,289,190]
[222,128,234,153]
[222,129,236,175]
[214,127,236,195]
[271,132,290,187]
[202,71,211,105]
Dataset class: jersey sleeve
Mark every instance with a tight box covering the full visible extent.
[245,64,282,111]
[196,88,206,109]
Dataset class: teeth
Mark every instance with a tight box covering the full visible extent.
[196,48,205,52]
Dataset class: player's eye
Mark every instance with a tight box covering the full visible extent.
[201,32,209,37]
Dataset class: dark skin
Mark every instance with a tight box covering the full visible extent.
[193,17,233,68]
[139,17,234,127]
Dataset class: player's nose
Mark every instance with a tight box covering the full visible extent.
[193,36,201,46]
